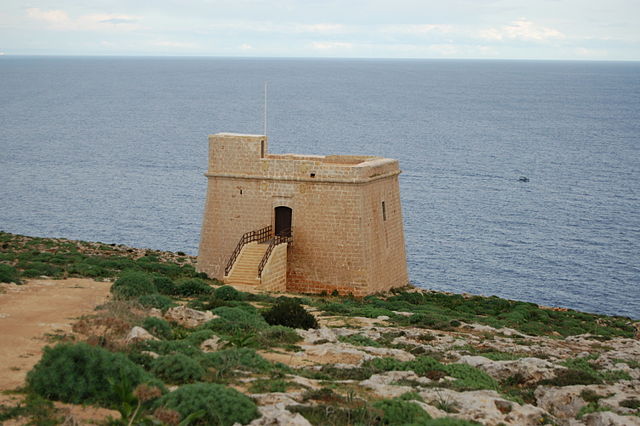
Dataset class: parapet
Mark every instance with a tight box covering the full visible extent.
[207,133,400,184]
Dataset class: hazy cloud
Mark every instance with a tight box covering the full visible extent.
[479,19,565,42]
[26,8,142,31]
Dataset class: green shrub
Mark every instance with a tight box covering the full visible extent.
[174,278,212,297]
[205,348,274,377]
[111,270,157,299]
[0,264,20,283]
[538,369,602,386]
[151,354,205,384]
[27,343,153,406]
[204,306,269,334]
[620,398,640,409]
[156,383,259,425]
[339,334,381,347]
[257,325,301,347]
[19,261,62,278]
[153,275,178,295]
[373,398,432,424]
[215,285,242,301]
[248,378,289,393]
[262,297,318,330]
[137,294,175,311]
[142,317,173,340]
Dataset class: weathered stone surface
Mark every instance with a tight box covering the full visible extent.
[535,385,588,419]
[581,411,640,426]
[200,336,223,352]
[419,389,550,426]
[360,371,430,398]
[125,326,158,344]
[248,404,312,426]
[164,306,216,328]
[299,343,370,365]
[298,327,338,344]
[251,393,302,406]
[457,355,564,383]
[536,382,640,421]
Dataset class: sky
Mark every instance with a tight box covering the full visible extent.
[1,0,639,60]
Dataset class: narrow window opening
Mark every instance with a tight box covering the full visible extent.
[240,189,243,195]
[310,172,316,178]
[260,140,265,158]
[382,201,387,221]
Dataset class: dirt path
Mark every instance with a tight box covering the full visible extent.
[0,278,112,391]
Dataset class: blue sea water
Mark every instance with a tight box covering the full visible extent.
[1,57,639,318]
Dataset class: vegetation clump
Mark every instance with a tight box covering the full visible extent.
[151,353,205,384]
[142,316,173,340]
[0,263,20,283]
[262,297,318,330]
[111,270,157,299]
[156,383,259,426]
[27,342,154,406]
[215,285,242,301]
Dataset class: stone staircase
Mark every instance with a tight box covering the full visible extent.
[224,242,269,286]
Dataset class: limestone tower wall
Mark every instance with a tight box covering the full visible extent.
[197,133,409,296]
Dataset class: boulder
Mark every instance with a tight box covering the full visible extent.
[535,385,588,419]
[164,306,216,328]
[200,336,223,352]
[297,327,338,344]
[125,326,158,344]
[248,404,312,426]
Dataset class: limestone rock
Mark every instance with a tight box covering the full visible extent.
[535,385,587,419]
[200,336,223,352]
[299,343,370,365]
[360,371,430,398]
[248,404,311,426]
[581,411,640,426]
[457,355,563,383]
[251,393,302,406]
[420,388,551,426]
[125,326,158,344]
[360,346,415,362]
[297,327,337,344]
[164,306,216,328]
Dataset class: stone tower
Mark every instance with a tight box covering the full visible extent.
[197,133,409,296]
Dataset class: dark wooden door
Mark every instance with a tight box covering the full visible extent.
[274,206,292,236]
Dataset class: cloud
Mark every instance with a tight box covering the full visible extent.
[479,19,565,42]
[151,41,197,49]
[26,8,142,31]
[240,43,253,50]
[310,41,353,50]
[381,24,454,35]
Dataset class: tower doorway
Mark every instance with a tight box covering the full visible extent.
[274,206,292,237]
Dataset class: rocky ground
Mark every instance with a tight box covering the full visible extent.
[1,232,639,425]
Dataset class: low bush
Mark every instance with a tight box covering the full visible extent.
[174,278,212,297]
[156,383,259,425]
[27,343,153,406]
[111,270,157,299]
[373,398,432,424]
[215,285,242,301]
[257,325,301,347]
[262,297,318,330]
[205,306,269,334]
[538,369,602,386]
[137,294,174,311]
[152,275,177,295]
[205,348,275,377]
[151,354,205,384]
[142,317,173,340]
[0,264,20,283]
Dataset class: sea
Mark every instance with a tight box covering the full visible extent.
[1,57,638,318]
